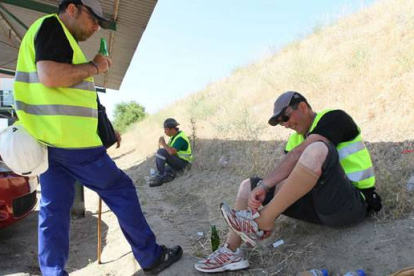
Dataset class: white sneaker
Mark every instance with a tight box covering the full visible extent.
[194,243,249,273]
[220,202,264,247]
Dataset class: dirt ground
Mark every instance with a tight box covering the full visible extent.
[1,146,413,276]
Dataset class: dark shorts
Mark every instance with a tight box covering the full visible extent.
[251,141,366,227]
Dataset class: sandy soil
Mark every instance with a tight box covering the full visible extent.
[1,147,413,276]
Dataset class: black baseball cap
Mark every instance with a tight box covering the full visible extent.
[268,91,309,126]
[163,118,179,128]
[59,0,111,29]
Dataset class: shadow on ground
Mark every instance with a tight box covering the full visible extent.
[121,138,414,275]
[1,137,413,275]
[0,208,109,275]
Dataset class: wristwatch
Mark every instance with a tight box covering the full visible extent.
[257,180,271,192]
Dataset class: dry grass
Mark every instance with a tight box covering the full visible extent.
[370,141,414,219]
[110,0,414,273]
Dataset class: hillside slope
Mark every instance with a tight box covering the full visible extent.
[116,0,414,217]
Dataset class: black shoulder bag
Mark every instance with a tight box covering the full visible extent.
[97,96,118,149]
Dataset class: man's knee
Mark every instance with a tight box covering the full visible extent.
[298,141,329,173]
[236,179,252,199]
[156,148,168,160]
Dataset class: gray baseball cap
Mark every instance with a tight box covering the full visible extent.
[268,91,308,126]
[59,0,111,29]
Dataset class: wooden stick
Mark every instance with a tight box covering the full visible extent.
[97,197,102,264]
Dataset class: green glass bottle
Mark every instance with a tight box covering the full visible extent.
[211,225,220,252]
[99,38,109,56]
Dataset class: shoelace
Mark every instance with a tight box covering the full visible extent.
[234,209,261,236]
[205,246,232,262]
[235,208,256,219]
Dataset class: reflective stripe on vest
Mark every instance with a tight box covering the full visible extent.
[13,14,101,149]
[15,101,98,118]
[15,71,96,92]
[168,131,193,163]
[285,109,375,189]
[347,167,375,182]
[337,141,365,160]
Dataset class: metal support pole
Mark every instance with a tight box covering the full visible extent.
[97,197,102,264]
[71,181,85,218]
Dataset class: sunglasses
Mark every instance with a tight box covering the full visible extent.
[278,106,295,125]
[78,5,99,25]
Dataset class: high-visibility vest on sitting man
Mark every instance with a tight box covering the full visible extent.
[168,131,193,163]
[285,109,375,190]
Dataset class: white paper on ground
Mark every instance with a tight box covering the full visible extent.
[273,239,284,248]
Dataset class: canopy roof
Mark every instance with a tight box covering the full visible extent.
[0,0,158,90]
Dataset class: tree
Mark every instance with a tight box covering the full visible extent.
[113,101,146,133]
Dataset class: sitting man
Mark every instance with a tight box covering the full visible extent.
[149,118,193,187]
[194,91,382,273]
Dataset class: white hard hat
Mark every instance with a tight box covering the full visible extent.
[0,124,48,176]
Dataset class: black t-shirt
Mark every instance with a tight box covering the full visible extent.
[308,110,359,146]
[35,16,73,64]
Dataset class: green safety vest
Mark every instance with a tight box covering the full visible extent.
[168,131,193,163]
[285,109,375,190]
[13,14,102,149]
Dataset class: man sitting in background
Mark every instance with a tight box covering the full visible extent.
[149,118,193,187]
[194,91,381,273]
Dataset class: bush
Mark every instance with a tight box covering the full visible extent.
[113,101,146,133]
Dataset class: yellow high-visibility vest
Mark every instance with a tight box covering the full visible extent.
[14,14,102,149]
[168,131,193,163]
[285,109,375,189]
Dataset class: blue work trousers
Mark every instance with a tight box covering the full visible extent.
[155,148,188,176]
[38,146,162,276]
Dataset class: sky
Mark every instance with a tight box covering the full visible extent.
[99,0,375,119]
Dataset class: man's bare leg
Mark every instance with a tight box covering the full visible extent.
[256,141,328,230]
[225,179,250,251]
[223,141,328,250]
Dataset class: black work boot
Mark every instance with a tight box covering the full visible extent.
[143,245,183,275]
[162,172,175,183]
[149,176,164,187]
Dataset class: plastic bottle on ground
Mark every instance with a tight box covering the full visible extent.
[297,269,329,276]
[406,175,414,193]
[343,270,365,276]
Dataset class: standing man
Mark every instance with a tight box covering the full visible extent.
[13,0,182,274]
[149,118,193,187]
[194,91,381,273]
